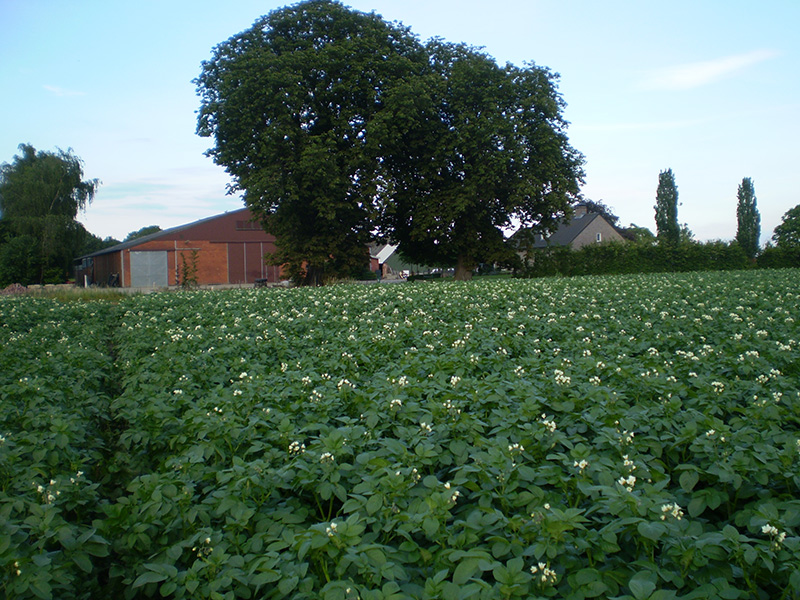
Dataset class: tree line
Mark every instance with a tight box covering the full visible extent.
[654,168,762,259]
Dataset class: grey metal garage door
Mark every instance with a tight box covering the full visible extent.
[130,251,168,288]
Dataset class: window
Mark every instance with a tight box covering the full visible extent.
[236,220,261,231]
[596,232,602,243]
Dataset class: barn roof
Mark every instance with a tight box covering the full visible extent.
[80,207,252,259]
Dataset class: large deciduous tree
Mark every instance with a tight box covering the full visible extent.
[378,41,584,280]
[772,204,800,248]
[654,168,679,245]
[195,0,426,285]
[0,143,99,284]
[735,177,760,258]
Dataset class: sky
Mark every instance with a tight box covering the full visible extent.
[1,0,798,244]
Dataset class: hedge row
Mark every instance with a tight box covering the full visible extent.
[515,241,799,278]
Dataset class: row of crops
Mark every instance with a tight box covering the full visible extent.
[2,270,800,599]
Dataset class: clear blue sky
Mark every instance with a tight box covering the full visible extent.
[2,0,797,244]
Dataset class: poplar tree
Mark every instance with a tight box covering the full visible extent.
[735,177,760,258]
[654,168,679,245]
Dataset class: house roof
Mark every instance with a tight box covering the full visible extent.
[513,212,610,249]
[80,207,252,259]
[370,243,398,263]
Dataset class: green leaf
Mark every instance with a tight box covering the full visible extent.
[132,571,168,587]
[453,557,481,585]
[441,581,460,600]
[688,496,706,518]
[629,571,657,600]
[679,470,699,492]
[423,516,439,537]
[423,475,440,488]
[583,581,609,598]
[29,579,52,600]
[790,569,800,590]
[722,525,740,541]
[366,493,383,515]
[366,547,387,567]
[251,571,281,586]
[278,575,299,595]
[160,581,177,596]
[72,552,93,573]
[638,521,665,542]
[575,568,601,585]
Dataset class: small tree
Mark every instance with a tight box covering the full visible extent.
[735,177,760,259]
[654,168,679,245]
[771,204,800,249]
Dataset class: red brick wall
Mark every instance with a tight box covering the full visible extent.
[117,238,281,286]
[84,209,286,287]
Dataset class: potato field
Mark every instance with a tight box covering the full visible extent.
[1,270,799,599]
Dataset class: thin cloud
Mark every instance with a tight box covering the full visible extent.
[638,49,780,91]
[43,84,86,97]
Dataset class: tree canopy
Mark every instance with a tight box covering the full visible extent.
[772,204,800,248]
[196,0,584,283]
[735,177,760,259]
[196,0,427,285]
[0,144,99,284]
[125,225,161,242]
[581,199,620,227]
[378,41,584,279]
[654,168,679,245]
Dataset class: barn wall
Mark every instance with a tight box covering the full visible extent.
[117,238,281,287]
[81,208,286,287]
[82,252,122,286]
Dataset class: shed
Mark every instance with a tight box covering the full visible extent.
[75,208,282,288]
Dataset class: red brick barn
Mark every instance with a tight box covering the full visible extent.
[76,208,283,287]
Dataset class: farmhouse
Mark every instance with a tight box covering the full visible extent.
[75,208,282,288]
[513,203,625,258]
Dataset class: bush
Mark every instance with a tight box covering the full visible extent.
[758,246,800,269]
[0,236,41,286]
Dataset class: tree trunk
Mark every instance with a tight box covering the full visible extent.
[453,254,473,281]
[302,264,325,286]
